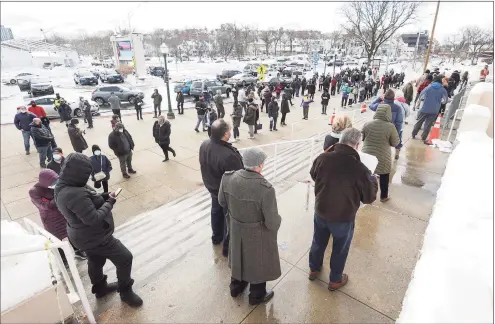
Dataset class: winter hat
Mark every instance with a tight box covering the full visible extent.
[433,75,443,83]
[70,118,79,125]
[114,122,124,130]
[53,147,63,154]
[426,74,433,81]
[92,145,101,154]
[243,147,268,169]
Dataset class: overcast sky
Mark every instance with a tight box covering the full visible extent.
[1,1,493,42]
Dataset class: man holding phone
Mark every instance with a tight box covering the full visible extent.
[54,153,143,307]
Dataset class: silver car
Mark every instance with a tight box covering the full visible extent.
[91,85,144,105]
[189,79,231,100]
[25,96,99,118]
[228,73,258,86]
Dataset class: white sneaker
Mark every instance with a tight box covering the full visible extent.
[248,136,255,139]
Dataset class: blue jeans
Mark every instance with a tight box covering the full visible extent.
[22,130,32,152]
[309,215,354,282]
[396,129,403,149]
[37,145,53,167]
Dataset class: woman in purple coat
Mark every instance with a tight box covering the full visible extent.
[29,169,86,261]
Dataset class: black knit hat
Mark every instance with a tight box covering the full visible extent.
[70,118,79,125]
[92,144,101,154]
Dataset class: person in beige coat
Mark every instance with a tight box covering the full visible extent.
[218,147,281,305]
[361,104,400,202]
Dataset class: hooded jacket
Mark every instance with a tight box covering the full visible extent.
[310,143,378,222]
[151,92,162,105]
[108,94,121,110]
[54,153,115,250]
[28,105,47,118]
[58,103,72,122]
[419,82,449,115]
[369,96,404,133]
[68,124,88,152]
[29,169,68,240]
[267,99,279,118]
[361,105,400,174]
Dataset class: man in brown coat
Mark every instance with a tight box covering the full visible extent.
[218,147,281,305]
[309,128,378,291]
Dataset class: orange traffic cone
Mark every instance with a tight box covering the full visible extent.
[361,104,367,113]
[329,110,336,125]
[425,115,441,144]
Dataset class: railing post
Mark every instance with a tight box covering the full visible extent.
[447,109,462,143]
[273,143,278,183]
[307,136,315,173]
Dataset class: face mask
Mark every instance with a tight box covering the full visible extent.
[94,150,101,156]
[31,104,36,107]
[20,109,27,113]
[119,129,124,133]
[53,154,62,162]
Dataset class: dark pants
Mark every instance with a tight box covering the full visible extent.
[309,215,354,283]
[84,112,93,128]
[177,102,184,114]
[217,105,225,118]
[112,109,121,120]
[154,104,161,117]
[118,152,133,174]
[159,143,176,159]
[331,86,336,96]
[270,116,278,130]
[230,278,266,300]
[322,104,328,114]
[85,237,134,291]
[281,112,287,124]
[310,92,315,101]
[302,106,309,119]
[211,194,229,255]
[379,174,390,200]
[264,100,270,112]
[412,112,437,140]
[94,180,109,193]
[135,108,143,120]
[37,145,53,167]
[341,97,348,107]
[233,126,240,139]
[318,84,323,91]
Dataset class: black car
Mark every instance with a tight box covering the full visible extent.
[74,71,98,85]
[29,77,55,97]
[217,70,242,84]
[99,69,124,83]
[149,66,167,77]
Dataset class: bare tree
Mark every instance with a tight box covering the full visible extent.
[329,31,342,49]
[216,24,235,60]
[462,26,494,64]
[285,30,298,54]
[273,27,284,56]
[240,25,256,57]
[259,29,275,55]
[340,1,421,60]
[444,33,467,64]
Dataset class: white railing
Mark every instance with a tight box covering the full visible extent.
[446,108,465,143]
[1,219,96,324]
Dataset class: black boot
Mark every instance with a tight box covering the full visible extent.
[92,275,119,299]
[119,280,143,307]
[249,290,274,305]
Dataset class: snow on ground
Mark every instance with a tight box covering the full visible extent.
[397,130,493,323]
[1,221,58,312]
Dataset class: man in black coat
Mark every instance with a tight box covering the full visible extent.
[108,122,136,179]
[308,128,378,291]
[14,106,37,155]
[199,119,244,257]
[54,153,143,307]
[30,118,55,168]
[176,90,185,114]
[151,89,162,118]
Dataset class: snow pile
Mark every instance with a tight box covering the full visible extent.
[1,221,56,312]
[397,131,493,323]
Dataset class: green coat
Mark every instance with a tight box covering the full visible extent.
[361,104,400,174]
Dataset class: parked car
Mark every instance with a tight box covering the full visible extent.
[189,79,231,100]
[217,70,242,84]
[42,63,53,70]
[259,76,290,88]
[91,85,144,105]
[24,77,55,97]
[2,72,37,85]
[26,96,99,118]
[91,59,103,66]
[327,59,344,67]
[228,73,258,86]
[296,62,313,71]
[173,79,196,95]
[148,66,167,77]
[99,69,124,83]
[74,70,98,85]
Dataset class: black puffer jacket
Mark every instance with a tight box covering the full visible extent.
[54,153,115,250]
[30,122,54,147]
[152,121,171,145]
[108,129,135,156]
[199,139,243,196]
[267,100,279,118]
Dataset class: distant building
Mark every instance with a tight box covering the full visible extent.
[401,31,429,48]
[1,25,14,42]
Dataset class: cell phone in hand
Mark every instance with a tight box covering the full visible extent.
[113,188,122,197]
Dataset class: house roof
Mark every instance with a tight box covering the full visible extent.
[1,39,75,54]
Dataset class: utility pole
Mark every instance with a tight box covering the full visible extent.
[423,0,440,72]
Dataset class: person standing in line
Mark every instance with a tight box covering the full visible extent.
[280,93,290,126]
[318,75,324,91]
[219,147,280,305]
[415,69,431,88]
[267,96,279,131]
[110,114,120,129]
[308,80,316,102]
[152,116,176,162]
[79,97,92,127]
[214,90,225,118]
[54,93,63,122]
[108,92,122,120]
[275,82,282,99]
[321,88,330,115]
[194,96,208,133]
[361,104,400,202]
[402,80,414,106]
[47,147,65,174]
[68,119,88,154]
[479,65,489,82]
[30,118,55,168]
[108,123,136,179]
[301,77,307,96]
[243,94,259,139]
[90,145,112,194]
[308,127,378,290]
[232,85,239,105]
[262,86,272,112]
[151,89,163,118]
[199,119,244,257]
[54,153,143,307]
[412,75,449,145]
[176,90,184,115]
[134,95,144,120]
[207,108,218,138]
[29,169,87,263]
[330,77,337,96]
[28,100,47,119]
[340,83,350,108]
[14,106,37,155]
[231,103,243,142]
[58,99,73,128]
[414,74,433,105]
[284,84,294,106]
[301,94,311,120]
[238,85,247,113]
[323,115,353,152]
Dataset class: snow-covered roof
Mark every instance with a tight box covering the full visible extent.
[1,39,76,54]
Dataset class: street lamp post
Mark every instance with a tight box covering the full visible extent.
[160,43,175,119]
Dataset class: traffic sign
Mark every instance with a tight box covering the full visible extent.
[256,64,267,75]
[313,53,320,64]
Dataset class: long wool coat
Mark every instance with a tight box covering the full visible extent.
[218,169,281,284]
[361,104,400,174]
